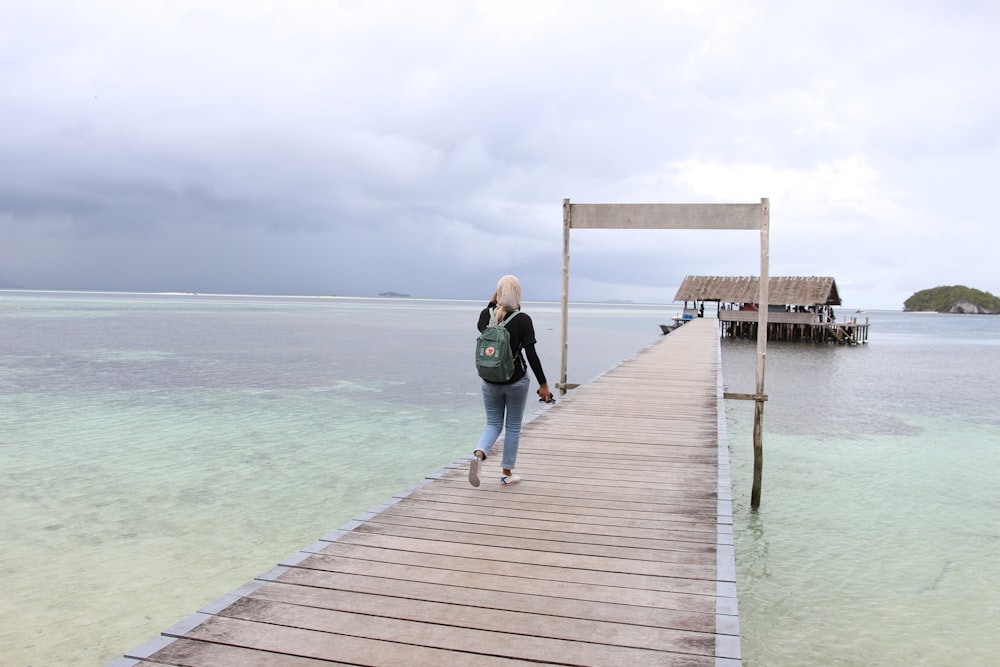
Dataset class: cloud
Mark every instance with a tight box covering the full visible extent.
[2,1,999,308]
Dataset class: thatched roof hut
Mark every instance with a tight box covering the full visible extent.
[669,275,865,344]
[674,275,841,307]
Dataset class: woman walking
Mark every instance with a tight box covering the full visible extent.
[469,275,552,487]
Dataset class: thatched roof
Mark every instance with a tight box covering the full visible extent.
[674,276,841,306]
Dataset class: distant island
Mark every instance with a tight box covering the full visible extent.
[903,285,1000,314]
[378,291,410,298]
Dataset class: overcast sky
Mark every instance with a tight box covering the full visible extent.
[2,1,997,308]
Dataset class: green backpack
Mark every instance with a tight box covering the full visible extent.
[475,310,520,382]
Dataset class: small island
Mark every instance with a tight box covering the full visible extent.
[903,285,1000,314]
[378,291,410,298]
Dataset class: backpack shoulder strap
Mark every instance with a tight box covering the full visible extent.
[501,310,519,326]
[503,311,524,367]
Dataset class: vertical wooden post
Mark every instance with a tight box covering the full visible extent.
[560,198,571,396]
[751,198,770,509]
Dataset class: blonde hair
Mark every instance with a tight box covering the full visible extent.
[493,274,522,322]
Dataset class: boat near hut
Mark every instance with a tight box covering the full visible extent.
[666,275,869,345]
[659,312,693,334]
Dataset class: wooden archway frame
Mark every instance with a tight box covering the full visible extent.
[560,198,770,507]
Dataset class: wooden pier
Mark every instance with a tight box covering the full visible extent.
[110,318,740,666]
[719,310,870,345]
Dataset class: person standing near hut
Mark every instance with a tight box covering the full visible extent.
[469,275,552,487]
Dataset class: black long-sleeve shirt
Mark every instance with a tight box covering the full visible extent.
[478,305,547,385]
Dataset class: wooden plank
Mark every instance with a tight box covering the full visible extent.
[405,510,707,542]
[118,318,739,666]
[272,554,717,609]
[371,489,718,523]
[568,203,762,230]
[250,581,718,645]
[275,565,717,624]
[297,539,717,584]
[405,473,720,504]
[355,507,719,546]
[212,598,716,666]
[346,512,718,556]
[724,392,768,401]
[138,638,348,666]
[171,614,546,667]
[259,574,718,636]
[721,310,816,323]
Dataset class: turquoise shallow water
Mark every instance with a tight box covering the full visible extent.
[1,293,998,666]
[724,313,1000,666]
[0,292,664,665]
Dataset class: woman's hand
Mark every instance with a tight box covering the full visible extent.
[537,383,554,403]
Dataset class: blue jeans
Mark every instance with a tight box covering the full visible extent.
[474,376,529,470]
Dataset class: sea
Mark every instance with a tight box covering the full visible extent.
[0,290,997,666]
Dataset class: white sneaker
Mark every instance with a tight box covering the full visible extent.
[500,473,521,486]
[468,455,482,487]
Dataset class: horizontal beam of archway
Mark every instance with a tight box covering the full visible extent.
[567,202,763,230]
